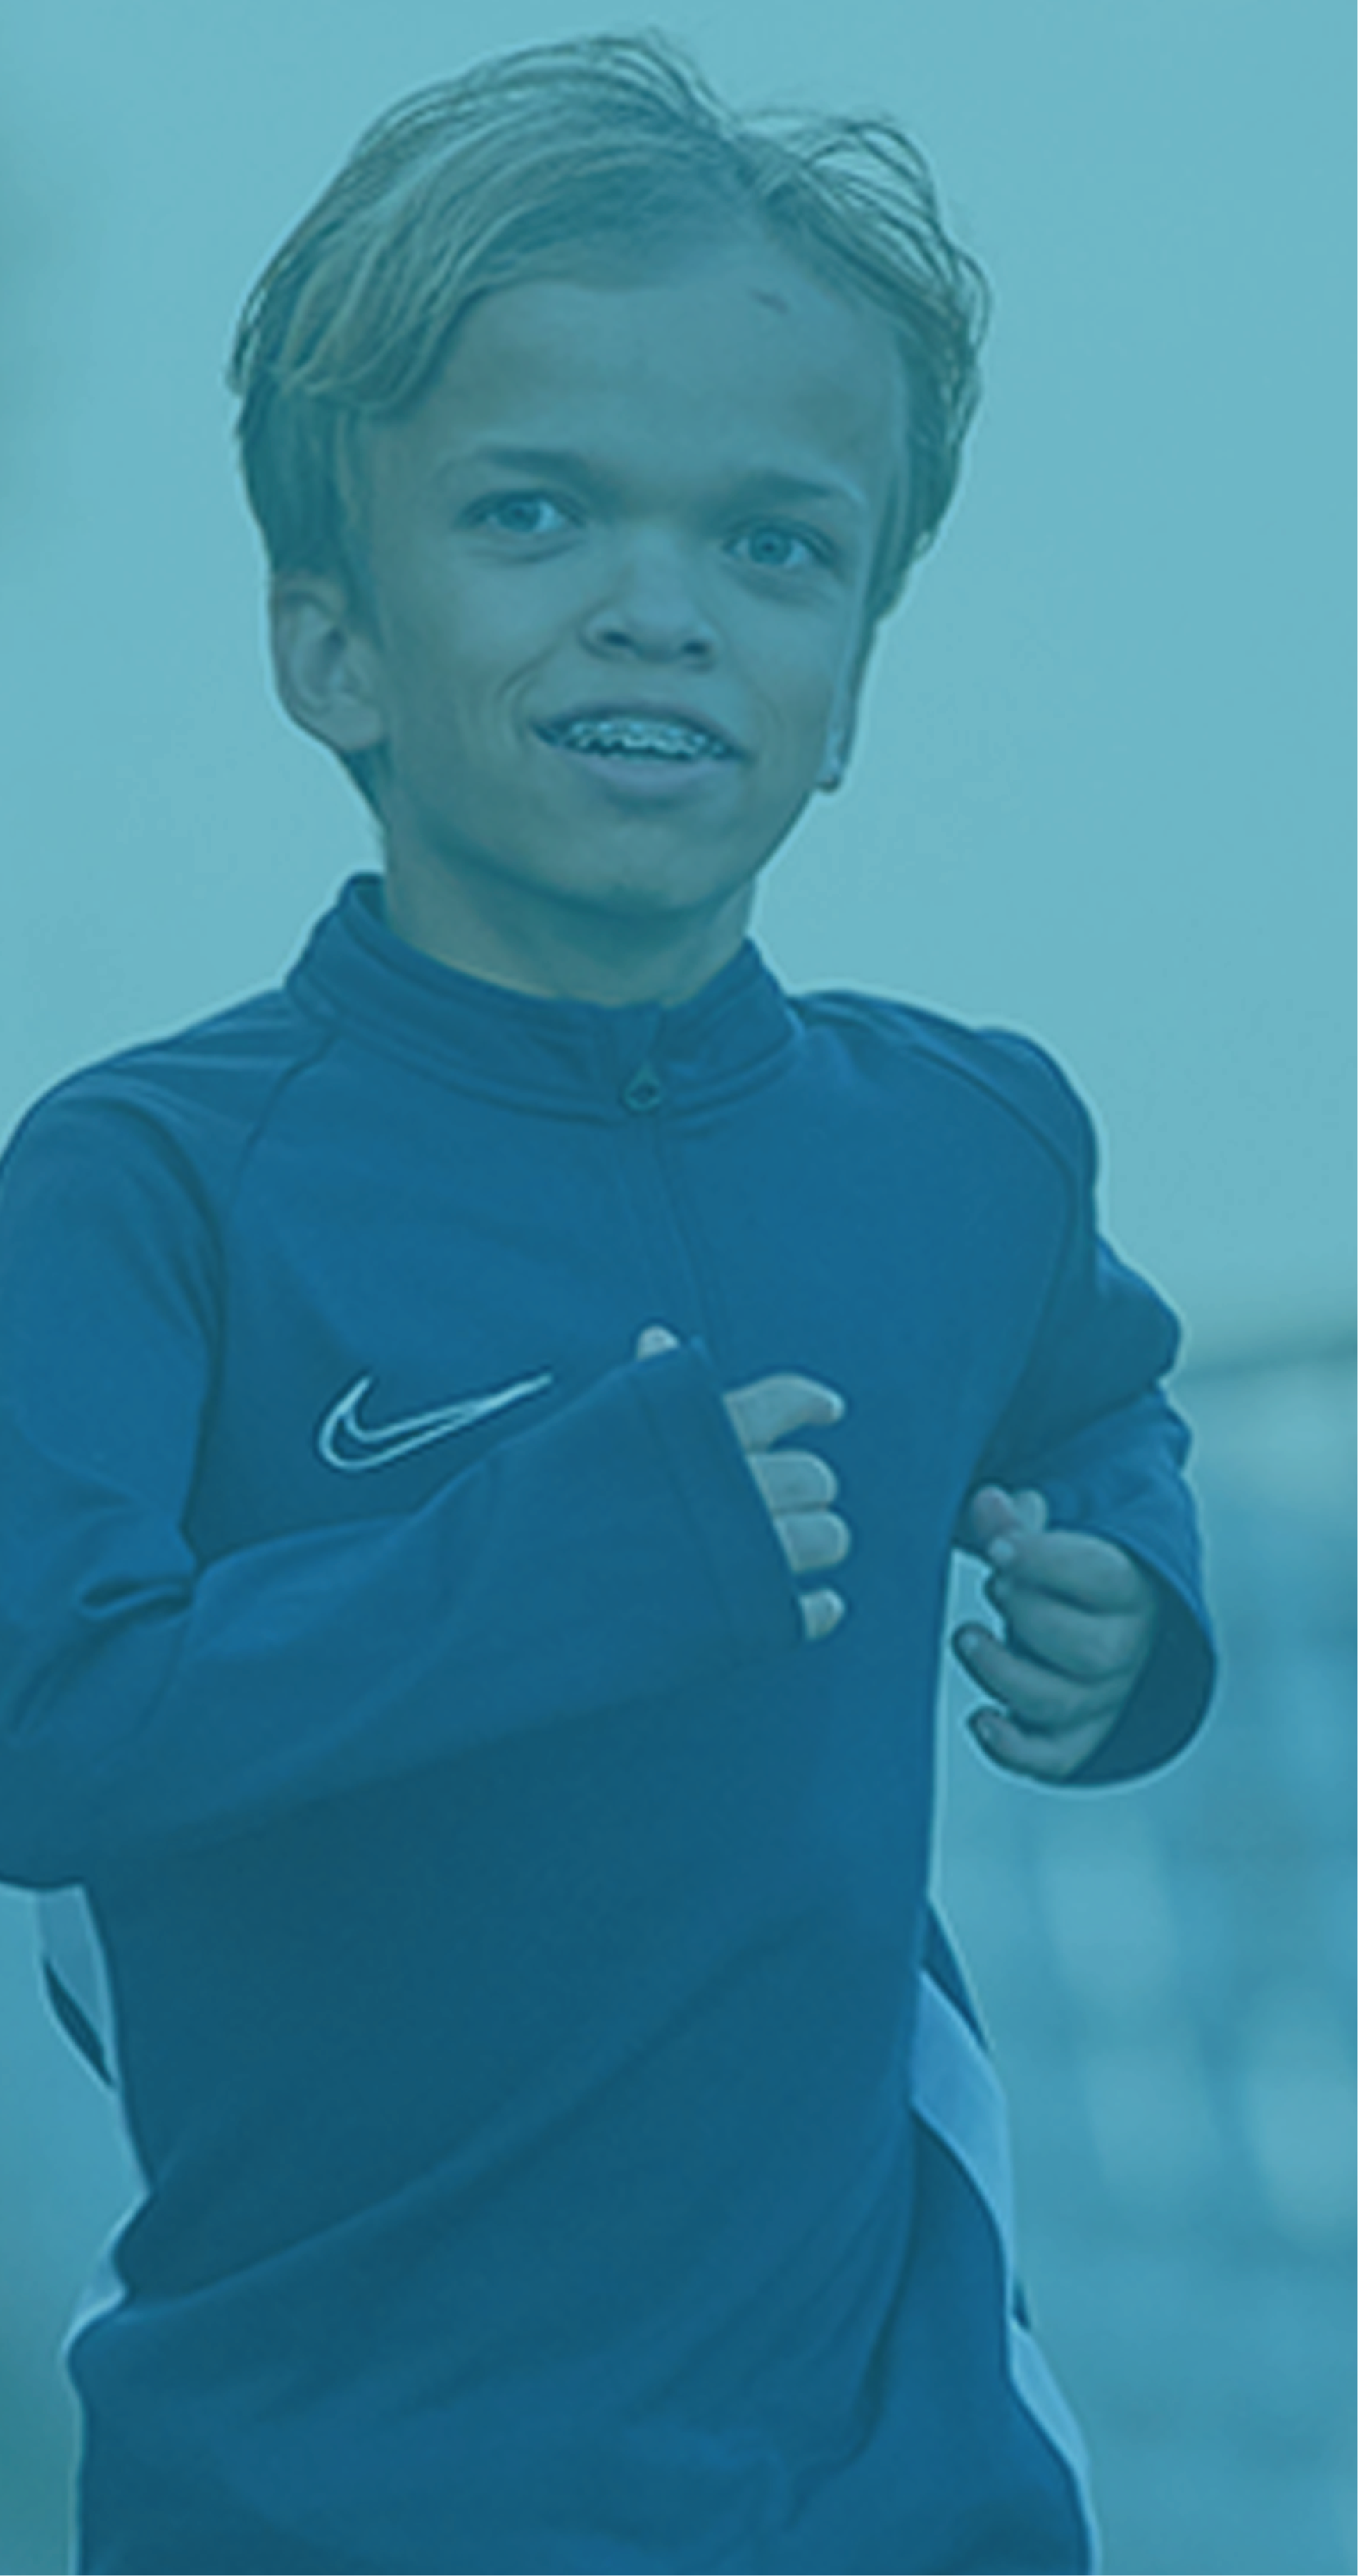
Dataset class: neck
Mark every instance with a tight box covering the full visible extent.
[381,856,755,1010]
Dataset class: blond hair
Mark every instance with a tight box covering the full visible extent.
[230,30,988,630]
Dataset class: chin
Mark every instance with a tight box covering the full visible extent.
[573,866,750,923]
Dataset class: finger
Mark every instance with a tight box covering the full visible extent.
[777,1508,852,1578]
[981,1578,1150,1685]
[801,1587,847,1643]
[967,1703,1117,1781]
[749,1448,840,1514]
[725,1372,847,1454]
[988,1527,1153,1611]
[957,1484,1048,1559]
[635,1324,681,1360]
[951,1622,1123,1733]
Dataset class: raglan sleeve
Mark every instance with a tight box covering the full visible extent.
[965,1042,1216,1785]
[0,1087,800,1888]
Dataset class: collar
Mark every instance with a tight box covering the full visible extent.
[288,876,801,1119]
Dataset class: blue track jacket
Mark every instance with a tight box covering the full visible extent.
[0,876,1213,2575]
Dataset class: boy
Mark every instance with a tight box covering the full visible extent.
[0,34,1213,2575]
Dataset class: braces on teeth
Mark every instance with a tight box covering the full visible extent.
[552,717,729,759]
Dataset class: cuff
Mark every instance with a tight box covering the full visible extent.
[627,1339,805,1664]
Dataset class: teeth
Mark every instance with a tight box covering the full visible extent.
[553,715,728,759]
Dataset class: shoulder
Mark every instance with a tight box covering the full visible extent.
[0,982,333,1226]
[791,986,1097,1189]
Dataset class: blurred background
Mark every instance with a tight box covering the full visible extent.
[0,3,1352,2570]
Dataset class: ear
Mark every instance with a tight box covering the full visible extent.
[269,573,388,757]
[816,719,853,796]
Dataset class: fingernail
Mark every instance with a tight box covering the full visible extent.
[988,1536,1017,1568]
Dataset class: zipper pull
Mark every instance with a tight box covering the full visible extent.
[622,1062,665,1114]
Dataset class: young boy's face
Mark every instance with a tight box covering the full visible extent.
[277,233,904,999]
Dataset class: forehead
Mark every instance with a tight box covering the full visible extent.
[370,238,906,520]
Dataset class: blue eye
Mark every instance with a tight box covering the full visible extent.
[734,523,824,573]
[473,494,572,537]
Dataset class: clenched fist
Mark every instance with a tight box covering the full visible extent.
[952,1484,1162,1778]
[635,1328,850,1641]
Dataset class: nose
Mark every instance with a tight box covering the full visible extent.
[581,533,718,666]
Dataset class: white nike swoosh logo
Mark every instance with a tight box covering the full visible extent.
[317,1370,553,1472]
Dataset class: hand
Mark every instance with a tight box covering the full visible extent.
[635,1327,850,1641]
[952,1484,1162,1779]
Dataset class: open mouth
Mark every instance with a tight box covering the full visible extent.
[538,712,738,764]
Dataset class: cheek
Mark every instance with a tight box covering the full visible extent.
[380,550,496,674]
[433,586,574,732]
[756,640,855,761]
[383,615,508,757]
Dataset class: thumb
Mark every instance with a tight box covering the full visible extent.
[635,1323,681,1362]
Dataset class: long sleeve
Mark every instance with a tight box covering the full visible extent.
[0,1096,799,1887]
[967,1051,1215,1783]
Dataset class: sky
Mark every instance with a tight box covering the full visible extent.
[1,0,1352,1355]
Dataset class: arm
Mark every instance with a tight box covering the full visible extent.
[952,1464,1201,1781]
[950,1106,1215,1786]
[0,1102,809,1888]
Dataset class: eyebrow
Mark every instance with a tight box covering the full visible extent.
[452,445,870,520]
